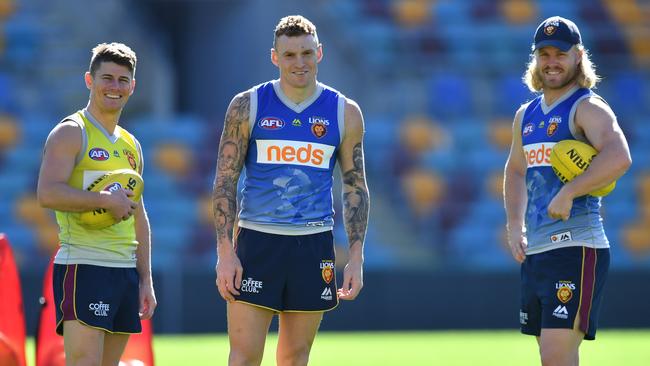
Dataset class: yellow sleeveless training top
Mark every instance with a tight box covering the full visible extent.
[54,110,142,267]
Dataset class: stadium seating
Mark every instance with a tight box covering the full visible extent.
[2,0,649,272]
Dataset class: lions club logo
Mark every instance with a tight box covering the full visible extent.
[320,260,334,284]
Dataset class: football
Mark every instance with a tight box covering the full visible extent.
[549,140,615,197]
[78,169,144,229]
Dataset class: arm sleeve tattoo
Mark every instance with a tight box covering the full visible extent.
[342,143,369,248]
[212,93,250,244]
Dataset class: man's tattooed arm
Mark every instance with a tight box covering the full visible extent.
[212,92,250,245]
[343,142,369,249]
[339,100,369,252]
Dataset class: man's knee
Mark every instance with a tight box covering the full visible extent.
[539,346,578,366]
[277,342,312,366]
[229,348,264,366]
[66,348,102,366]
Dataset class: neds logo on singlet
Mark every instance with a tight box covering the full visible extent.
[256,139,335,169]
[523,142,556,167]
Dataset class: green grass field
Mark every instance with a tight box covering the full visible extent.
[26,330,650,365]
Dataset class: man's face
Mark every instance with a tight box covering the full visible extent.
[535,46,581,90]
[271,34,322,89]
[85,61,135,113]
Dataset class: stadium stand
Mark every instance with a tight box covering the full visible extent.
[1,0,649,277]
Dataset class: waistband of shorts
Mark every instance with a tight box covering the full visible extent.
[238,220,333,236]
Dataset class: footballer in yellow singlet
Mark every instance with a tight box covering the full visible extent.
[54,109,143,267]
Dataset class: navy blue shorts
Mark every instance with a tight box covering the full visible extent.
[53,264,142,335]
[520,246,609,340]
[233,227,338,312]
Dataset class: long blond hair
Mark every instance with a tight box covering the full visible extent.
[523,45,601,92]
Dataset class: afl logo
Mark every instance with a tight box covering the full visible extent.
[103,182,123,192]
[523,122,535,137]
[89,148,110,161]
[259,117,285,130]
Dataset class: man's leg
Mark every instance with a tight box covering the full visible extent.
[101,333,130,366]
[63,320,104,366]
[228,302,274,366]
[276,312,323,366]
[538,328,583,366]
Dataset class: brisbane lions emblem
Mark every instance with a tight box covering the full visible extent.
[544,25,557,36]
[123,149,137,170]
[322,266,333,284]
[311,123,327,138]
[557,286,573,303]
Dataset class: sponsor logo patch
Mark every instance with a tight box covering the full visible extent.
[550,231,572,243]
[523,142,556,167]
[89,148,110,161]
[321,287,333,301]
[520,310,528,325]
[292,118,302,127]
[256,139,335,169]
[538,120,545,128]
[89,301,110,317]
[552,305,569,319]
[240,277,263,293]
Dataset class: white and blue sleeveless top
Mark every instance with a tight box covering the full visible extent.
[521,86,609,254]
[238,80,346,235]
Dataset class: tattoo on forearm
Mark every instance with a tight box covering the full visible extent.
[343,143,369,248]
[212,93,250,243]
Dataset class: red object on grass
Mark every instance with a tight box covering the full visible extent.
[36,256,155,365]
[0,233,27,366]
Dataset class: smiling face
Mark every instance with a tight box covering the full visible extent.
[535,46,581,91]
[85,61,135,114]
[271,34,322,90]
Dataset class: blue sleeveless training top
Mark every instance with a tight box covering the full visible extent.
[521,86,609,254]
[238,80,346,235]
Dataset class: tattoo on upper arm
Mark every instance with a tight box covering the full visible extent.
[343,143,369,248]
[212,93,250,242]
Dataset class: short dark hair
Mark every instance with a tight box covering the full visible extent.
[89,42,137,77]
[273,15,318,48]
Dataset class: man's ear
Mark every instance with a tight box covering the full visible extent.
[84,72,93,90]
[271,48,279,67]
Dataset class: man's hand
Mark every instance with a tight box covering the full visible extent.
[337,259,363,300]
[548,187,574,221]
[507,226,527,263]
[102,189,137,221]
[215,248,243,302]
[139,280,157,319]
